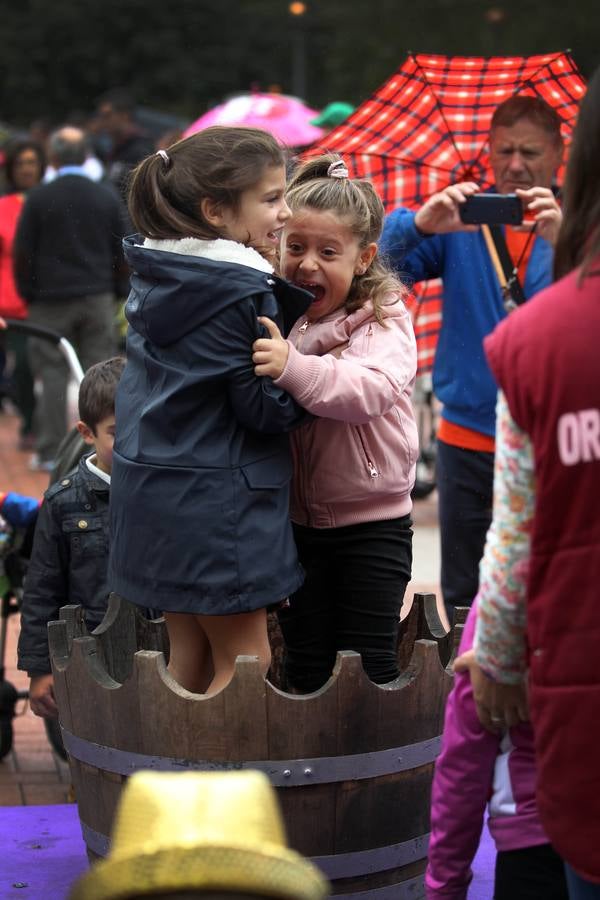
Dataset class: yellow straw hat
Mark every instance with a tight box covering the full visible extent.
[69,770,329,900]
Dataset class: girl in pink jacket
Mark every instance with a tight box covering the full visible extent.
[426,600,568,900]
[252,154,418,692]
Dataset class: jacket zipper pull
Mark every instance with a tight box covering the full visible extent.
[367,458,379,478]
[296,319,310,349]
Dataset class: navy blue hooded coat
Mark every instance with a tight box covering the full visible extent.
[109,237,312,615]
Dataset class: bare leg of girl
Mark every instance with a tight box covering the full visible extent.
[163,611,214,693]
[198,608,271,696]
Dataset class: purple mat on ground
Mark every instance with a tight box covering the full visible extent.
[0,804,88,900]
[469,825,496,899]
[0,804,497,899]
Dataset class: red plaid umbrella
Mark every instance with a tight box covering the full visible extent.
[309,51,586,373]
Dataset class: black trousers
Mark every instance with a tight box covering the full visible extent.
[278,516,413,693]
[436,438,494,618]
[495,843,569,900]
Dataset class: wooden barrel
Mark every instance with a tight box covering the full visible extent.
[49,593,466,898]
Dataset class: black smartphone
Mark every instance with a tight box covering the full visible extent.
[459,193,523,226]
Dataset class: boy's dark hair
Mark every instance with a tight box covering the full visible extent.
[128,126,285,240]
[491,95,564,147]
[78,357,125,433]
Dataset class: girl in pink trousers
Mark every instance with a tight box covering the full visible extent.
[426,599,567,899]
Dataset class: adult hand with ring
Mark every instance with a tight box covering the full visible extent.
[492,682,530,728]
[454,649,502,734]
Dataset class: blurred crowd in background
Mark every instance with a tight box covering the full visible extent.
[0,89,179,469]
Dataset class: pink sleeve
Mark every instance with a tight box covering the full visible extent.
[274,315,416,424]
[426,605,500,899]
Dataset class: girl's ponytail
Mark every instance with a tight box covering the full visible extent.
[128,152,216,240]
[287,154,345,190]
[127,126,286,241]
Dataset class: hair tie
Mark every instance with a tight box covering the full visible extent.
[156,149,171,169]
[327,159,349,179]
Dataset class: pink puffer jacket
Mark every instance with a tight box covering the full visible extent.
[426,602,549,899]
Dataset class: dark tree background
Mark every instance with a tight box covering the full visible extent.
[0,0,598,127]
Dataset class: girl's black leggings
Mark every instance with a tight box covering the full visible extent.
[278,515,413,693]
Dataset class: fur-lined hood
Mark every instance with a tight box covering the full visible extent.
[141,236,274,274]
[123,234,310,347]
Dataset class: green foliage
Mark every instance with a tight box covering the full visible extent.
[0,0,597,128]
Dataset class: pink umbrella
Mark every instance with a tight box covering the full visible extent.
[183,92,325,147]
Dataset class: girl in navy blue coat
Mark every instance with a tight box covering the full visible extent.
[109,127,311,695]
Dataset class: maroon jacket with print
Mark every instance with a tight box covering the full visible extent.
[485,263,600,884]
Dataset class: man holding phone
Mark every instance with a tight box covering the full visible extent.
[381,96,563,619]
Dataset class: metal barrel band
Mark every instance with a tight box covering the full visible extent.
[333,876,425,899]
[61,728,441,786]
[81,821,110,858]
[81,818,428,887]
[312,832,429,878]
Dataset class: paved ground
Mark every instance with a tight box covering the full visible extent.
[0,408,72,805]
[0,406,442,806]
